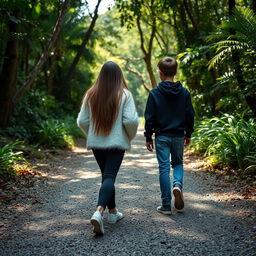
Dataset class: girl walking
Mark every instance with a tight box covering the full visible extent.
[77,61,138,235]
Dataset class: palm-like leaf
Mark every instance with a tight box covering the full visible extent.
[208,7,256,69]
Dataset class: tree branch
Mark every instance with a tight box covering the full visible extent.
[136,16,147,56]
[155,33,165,53]
[64,0,101,83]
[123,57,150,92]
[183,0,200,34]
[84,0,93,18]
[148,16,156,56]
[13,0,70,104]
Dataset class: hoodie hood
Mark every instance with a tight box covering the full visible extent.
[157,81,183,96]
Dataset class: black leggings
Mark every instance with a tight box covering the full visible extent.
[92,149,125,210]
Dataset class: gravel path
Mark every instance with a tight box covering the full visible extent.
[0,129,256,255]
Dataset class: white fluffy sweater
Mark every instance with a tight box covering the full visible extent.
[77,89,139,150]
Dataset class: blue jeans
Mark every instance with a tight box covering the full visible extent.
[155,136,184,206]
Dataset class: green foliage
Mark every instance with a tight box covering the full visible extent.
[7,90,82,149]
[0,141,26,181]
[208,7,256,69]
[61,116,84,138]
[7,90,60,140]
[38,119,75,149]
[191,114,256,174]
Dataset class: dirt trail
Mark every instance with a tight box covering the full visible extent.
[0,129,256,255]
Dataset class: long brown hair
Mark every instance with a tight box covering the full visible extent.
[85,61,128,136]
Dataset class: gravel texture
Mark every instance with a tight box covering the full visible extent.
[0,129,256,256]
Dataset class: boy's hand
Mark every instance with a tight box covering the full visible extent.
[146,141,154,152]
[184,137,191,146]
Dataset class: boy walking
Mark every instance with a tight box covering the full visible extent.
[144,56,195,214]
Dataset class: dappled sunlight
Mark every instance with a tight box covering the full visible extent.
[27,219,55,231]
[189,203,213,211]
[125,207,147,214]
[185,192,211,201]
[74,170,100,179]
[146,170,158,175]
[116,184,142,189]
[27,217,87,233]
[52,229,81,237]
[69,195,87,199]
[122,154,157,168]
[67,178,82,183]
[121,175,133,179]
[151,215,175,223]
[81,160,95,164]
[51,174,70,180]
[165,228,210,241]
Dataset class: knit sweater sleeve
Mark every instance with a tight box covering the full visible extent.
[122,91,139,140]
[77,98,89,136]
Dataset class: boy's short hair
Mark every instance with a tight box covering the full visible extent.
[157,57,177,77]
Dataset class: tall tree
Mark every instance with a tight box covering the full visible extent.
[13,0,70,105]
[117,0,162,89]
[64,0,102,83]
[137,13,157,88]
[0,10,20,127]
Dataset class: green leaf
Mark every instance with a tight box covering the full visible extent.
[7,12,21,23]
[31,3,41,19]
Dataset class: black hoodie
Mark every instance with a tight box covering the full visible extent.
[144,81,195,142]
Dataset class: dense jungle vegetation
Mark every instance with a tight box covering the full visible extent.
[0,0,255,183]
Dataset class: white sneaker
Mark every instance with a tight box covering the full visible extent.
[107,210,123,224]
[173,186,184,211]
[90,210,104,235]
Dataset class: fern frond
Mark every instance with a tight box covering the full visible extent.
[230,8,256,44]
[208,48,232,69]
[208,43,248,69]
[206,31,230,43]
[214,40,249,48]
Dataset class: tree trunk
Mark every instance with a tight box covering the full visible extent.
[0,10,20,128]
[177,4,190,47]
[172,13,186,51]
[229,0,256,116]
[64,0,102,83]
[13,0,70,104]
[183,0,200,35]
[123,57,150,92]
[137,16,157,88]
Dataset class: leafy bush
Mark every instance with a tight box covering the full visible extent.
[191,114,256,174]
[7,90,60,141]
[62,116,84,138]
[6,89,82,148]
[0,142,27,181]
[38,119,75,149]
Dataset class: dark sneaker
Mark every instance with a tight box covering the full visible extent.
[173,186,184,210]
[157,205,172,215]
